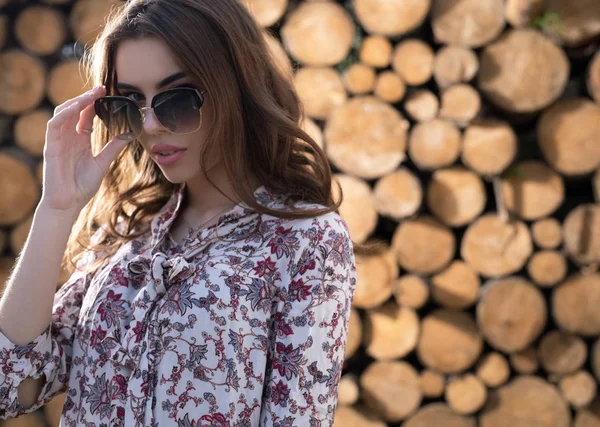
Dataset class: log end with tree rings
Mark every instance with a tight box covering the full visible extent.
[559,371,597,409]
[461,214,533,278]
[333,405,387,427]
[14,109,52,156]
[461,119,517,177]
[478,29,569,114]
[476,352,510,388]
[360,361,423,422]
[477,277,546,353]
[263,30,293,82]
[47,59,89,107]
[563,204,600,266]
[574,397,600,427]
[408,119,462,171]
[417,309,483,374]
[527,250,567,288]
[531,217,563,249]
[501,160,565,221]
[504,0,545,27]
[242,0,288,28]
[544,0,600,47]
[281,2,354,66]
[538,330,587,376]
[337,374,360,406]
[363,301,419,361]
[359,35,392,69]
[419,370,445,398]
[373,71,406,104]
[393,275,430,309]
[373,168,422,221]
[445,374,488,415]
[353,0,431,38]
[294,67,347,121]
[15,5,67,56]
[588,50,600,104]
[537,98,600,177]
[0,51,46,115]
[479,376,571,427]
[70,0,122,48]
[299,117,323,151]
[392,216,456,275]
[345,308,362,360]
[342,63,376,95]
[431,260,481,310]
[0,154,40,227]
[391,39,434,86]
[427,167,487,227]
[433,45,479,90]
[404,403,476,427]
[510,347,539,375]
[332,174,378,244]
[354,246,398,309]
[552,273,600,337]
[325,96,409,179]
[431,0,505,48]
[404,89,439,123]
[439,84,482,128]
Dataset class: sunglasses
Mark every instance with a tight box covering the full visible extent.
[94,87,206,140]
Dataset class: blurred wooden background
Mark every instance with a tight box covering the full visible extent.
[1,0,600,426]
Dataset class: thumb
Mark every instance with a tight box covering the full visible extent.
[95,136,133,171]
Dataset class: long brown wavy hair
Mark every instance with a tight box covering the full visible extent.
[63,0,380,277]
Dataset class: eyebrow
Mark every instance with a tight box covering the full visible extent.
[116,71,188,91]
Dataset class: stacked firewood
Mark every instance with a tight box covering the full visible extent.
[1,0,600,426]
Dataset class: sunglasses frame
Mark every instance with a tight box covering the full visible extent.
[94,87,207,139]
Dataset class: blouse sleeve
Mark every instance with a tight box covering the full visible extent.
[260,214,357,426]
[0,248,97,419]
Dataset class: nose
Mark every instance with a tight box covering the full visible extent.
[139,107,166,135]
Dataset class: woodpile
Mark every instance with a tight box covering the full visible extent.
[1,1,600,426]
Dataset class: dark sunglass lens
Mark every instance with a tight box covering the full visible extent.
[153,89,202,133]
[94,98,142,139]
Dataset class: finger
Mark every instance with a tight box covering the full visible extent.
[47,101,81,132]
[53,86,105,116]
[95,135,134,171]
[76,103,96,135]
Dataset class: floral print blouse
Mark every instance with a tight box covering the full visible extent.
[0,183,356,426]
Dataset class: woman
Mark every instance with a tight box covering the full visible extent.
[0,0,361,425]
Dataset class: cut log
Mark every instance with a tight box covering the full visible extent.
[0,154,39,227]
[404,90,439,122]
[461,214,533,278]
[479,376,571,427]
[300,117,323,150]
[47,59,89,106]
[404,403,476,427]
[544,0,600,47]
[477,277,546,353]
[263,30,293,82]
[527,250,567,288]
[532,217,563,249]
[439,84,481,127]
[478,29,569,113]
[360,360,422,422]
[332,174,378,244]
[353,0,431,37]
[10,214,33,255]
[431,0,505,47]
[70,0,121,47]
[502,160,565,220]
[14,109,52,156]
[345,308,362,359]
[427,167,486,227]
[433,45,479,89]
[325,96,409,179]
[417,309,483,374]
[431,261,480,310]
[0,51,46,115]
[393,275,429,309]
[354,246,398,309]
[242,0,287,27]
[538,330,587,375]
[15,6,67,56]
[391,216,455,275]
[359,35,392,69]
[552,273,600,337]
[363,301,419,361]
[445,374,487,415]
[391,39,434,86]
[560,371,597,410]
[476,352,510,388]
[281,2,354,66]
[510,347,539,374]
[575,398,600,427]
[373,168,422,221]
[338,374,360,406]
[588,50,600,104]
[563,204,600,266]
[537,98,600,176]
[461,119,517,177]
[504,0,545,27]
[333,405,387,427]
[373,71,406,104]
[408,119,462,171]
[419,370,445,398]
[293,67,347,120]
[343,63,376,95]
